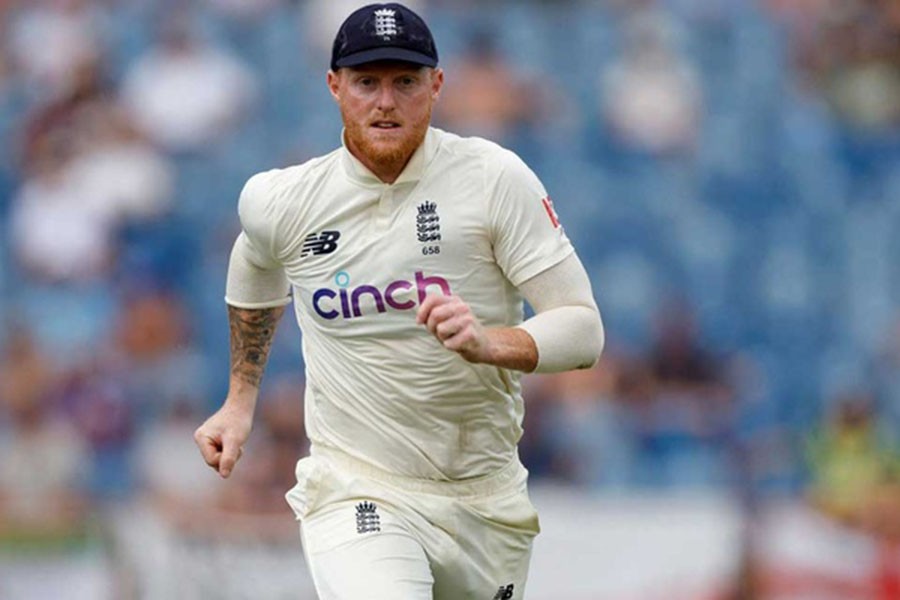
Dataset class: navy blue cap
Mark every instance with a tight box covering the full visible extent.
[331,3,438,71]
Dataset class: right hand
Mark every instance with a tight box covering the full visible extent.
[193,403,253,478]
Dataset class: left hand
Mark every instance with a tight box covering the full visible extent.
[416,294,491,363]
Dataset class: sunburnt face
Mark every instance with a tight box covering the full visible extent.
[328,61,443,183]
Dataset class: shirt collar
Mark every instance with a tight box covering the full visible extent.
[340,127,438,187]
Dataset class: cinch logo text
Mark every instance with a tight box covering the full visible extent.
[312,271,451,320]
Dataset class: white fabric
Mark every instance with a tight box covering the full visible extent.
[229,127,576,480]
[517,253,604,373]
[290,448,536,599]
[225,233,291,308]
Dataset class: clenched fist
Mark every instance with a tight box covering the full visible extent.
[416,294,492,363]
[194,403,253,478]
[416,294,539,372]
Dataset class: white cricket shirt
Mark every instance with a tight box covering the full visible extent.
[227,127,574,480]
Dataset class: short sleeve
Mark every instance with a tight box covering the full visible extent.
[487,150,574,286]
[237,171,281,269]
[225,171,291,308]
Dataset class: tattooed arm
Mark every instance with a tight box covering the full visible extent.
[228,305,285,389]
[194,305,285,478]
[196,173,292,478]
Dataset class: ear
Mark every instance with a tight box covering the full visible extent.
[327,70,341,102]
[430,68,444,101]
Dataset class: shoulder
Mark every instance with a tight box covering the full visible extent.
[432,128,535,183]
[432,127,510,163]
[238,151,340,219]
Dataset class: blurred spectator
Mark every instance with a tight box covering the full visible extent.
[823,5,900,132]
[649,302,729,400]
[6,0,104,101]
[202,0,284,22]
[798,391,900,598]
[540,356,637,488]
[776,0,900,131]
[0,329,91,541]
[120,16,258,153]
[434,30,552,143]
[524,316,735,490]
[600,9,702,156]
[632,303,733,486]
[134,399,224,526]
[18,54,110,170]
[11,57,173,283]
[58,359,134,498]
[518,374,558,479]
[0,328,57,428]
[9,130,114,282]
[806,392,900,539]
[112,288,211,418]
[66,104,174,222]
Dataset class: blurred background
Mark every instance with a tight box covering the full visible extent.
[0,0,899,598]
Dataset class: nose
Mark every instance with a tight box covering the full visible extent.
[376,82,396,112]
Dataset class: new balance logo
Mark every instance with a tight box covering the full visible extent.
[493,584,514,600]
[356,501,381,534]
[416,201,441,243]
[301,231,341,257]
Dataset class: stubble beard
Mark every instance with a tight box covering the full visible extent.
[344,105,432,176]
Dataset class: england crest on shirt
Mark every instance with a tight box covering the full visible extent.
[416,200,441,256]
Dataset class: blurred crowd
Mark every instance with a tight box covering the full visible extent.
[0,1,899,593]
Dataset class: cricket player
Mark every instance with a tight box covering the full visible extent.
[194,3,604,598]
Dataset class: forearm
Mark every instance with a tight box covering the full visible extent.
[482,327,539,372]
[226,304,285,411]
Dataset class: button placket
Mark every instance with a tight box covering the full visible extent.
[374,187,392,230]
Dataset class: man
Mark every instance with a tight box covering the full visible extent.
[194,3,604,598]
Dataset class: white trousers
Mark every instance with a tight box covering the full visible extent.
[286,446,540,600]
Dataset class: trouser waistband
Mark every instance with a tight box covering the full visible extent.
[310,445,526,500]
